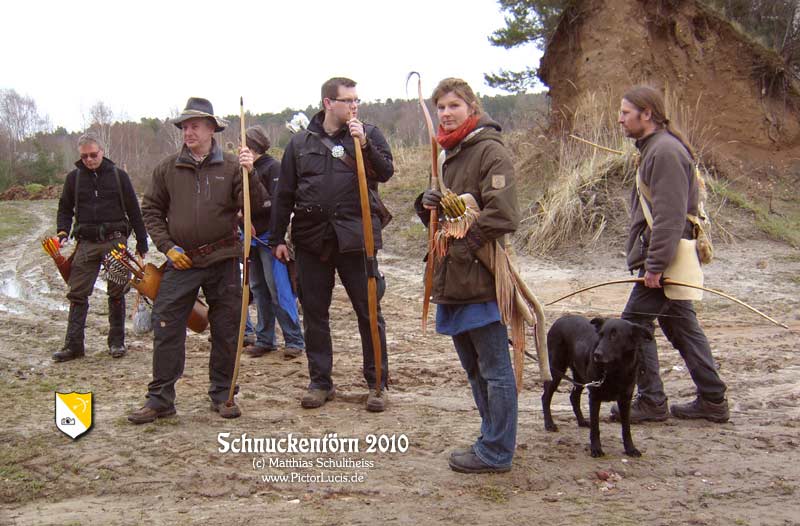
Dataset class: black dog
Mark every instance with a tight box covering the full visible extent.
[541,315,652,457]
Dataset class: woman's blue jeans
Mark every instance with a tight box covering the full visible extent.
[452,321,517,468]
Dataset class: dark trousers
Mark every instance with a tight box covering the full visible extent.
[622,280,727,404]
[145,259,241,410]
[295,247,388,391]
[66,239,129,347]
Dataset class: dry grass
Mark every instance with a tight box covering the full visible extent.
[380,144,431,258]
[518,90,636,255]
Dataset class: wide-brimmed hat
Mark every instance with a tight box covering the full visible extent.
[172,97,228,132]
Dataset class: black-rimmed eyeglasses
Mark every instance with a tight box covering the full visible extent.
[330,98,361,105]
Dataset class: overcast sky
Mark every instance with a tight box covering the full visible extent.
[1,0,542,132]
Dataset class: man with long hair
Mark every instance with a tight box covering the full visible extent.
[614,85,728,424]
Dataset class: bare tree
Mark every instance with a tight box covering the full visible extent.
[88,101,114,157]
[0,89,49,176]
[159,107,184,152]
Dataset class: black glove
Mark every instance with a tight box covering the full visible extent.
[421,189,443,209]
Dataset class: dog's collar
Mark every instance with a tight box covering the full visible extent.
[559,370,607,389]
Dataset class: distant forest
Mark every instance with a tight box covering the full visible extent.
[0,91,546,192]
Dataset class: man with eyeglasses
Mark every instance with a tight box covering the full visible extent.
[270,77,394,412]
[54,132,148,362]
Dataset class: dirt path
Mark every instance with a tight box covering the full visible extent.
[1,200,799,526]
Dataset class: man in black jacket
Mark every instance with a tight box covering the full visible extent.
[54,133,148,362]
[271,77,394,412]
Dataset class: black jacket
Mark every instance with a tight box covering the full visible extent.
[270,110,394,254]
[57,157,148,255]
[251,154,281,235]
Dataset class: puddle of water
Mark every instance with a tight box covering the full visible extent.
[0,302,23,314]
[0,277,21,299]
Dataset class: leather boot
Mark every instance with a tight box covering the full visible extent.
[108,296,126,358]
[670,396,730,423]
[53,302,88,362]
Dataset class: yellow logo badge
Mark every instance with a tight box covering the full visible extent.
[55,392,93,439]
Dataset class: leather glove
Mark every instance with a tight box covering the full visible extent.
[421,189,443,210]
[167,246,192,270]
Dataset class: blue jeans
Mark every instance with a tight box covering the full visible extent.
[249,244,304,349]
[245,313,255,336]
[452,321,517,468]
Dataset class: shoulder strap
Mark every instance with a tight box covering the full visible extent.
[637,168,702,231]
[313,132,358,172]
[635,169,654,228]
[74,168,81,224]
[112,166,128,219]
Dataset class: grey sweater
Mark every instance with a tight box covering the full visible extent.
[626,129,699,273]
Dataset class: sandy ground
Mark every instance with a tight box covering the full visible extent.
[1,200,799,526]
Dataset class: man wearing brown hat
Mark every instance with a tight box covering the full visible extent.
[128,97,266,424]
[243,125,305,360]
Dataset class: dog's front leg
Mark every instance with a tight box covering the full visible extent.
[571,387,589,427]
[542,380,559,432]
[617,395,642,457]
[588,393,604,457]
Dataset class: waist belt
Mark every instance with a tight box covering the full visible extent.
[185,236,238,258]
[76,230,126,242]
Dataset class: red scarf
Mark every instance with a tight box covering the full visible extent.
[436,115,479,150]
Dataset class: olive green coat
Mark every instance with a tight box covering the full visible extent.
[430,115,519,305]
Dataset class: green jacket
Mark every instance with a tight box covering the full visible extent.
[142,140,265,268]
[418,115,519,304]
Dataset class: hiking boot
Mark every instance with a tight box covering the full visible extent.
[244,333,256,346]
[127,405,177,425]
[449,445,474,460]
[55,302,88,362]
[283,347,304,360]
[448,451,511,474]
[109,345,127,358]
[53,346,85,362]
[243,345,276,357]
[610,396,669,423]
[301,387,335,409]
[670,396,729,423]
[211,400,242,419]
[107,296,125,351]
[366,390,387,413]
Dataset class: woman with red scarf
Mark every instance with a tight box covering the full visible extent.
[414,78,520,474]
